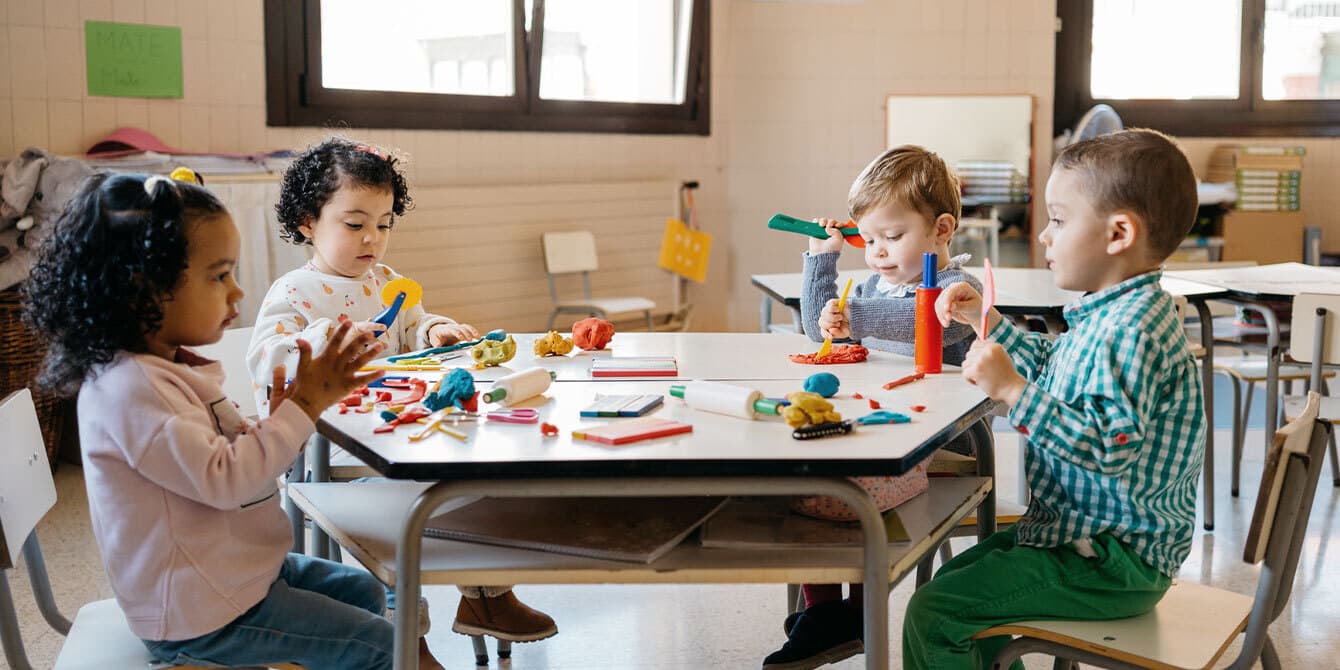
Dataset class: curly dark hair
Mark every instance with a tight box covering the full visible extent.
[274,137,412,244]
[21,173,226,396]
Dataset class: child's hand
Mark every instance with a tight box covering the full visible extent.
[271,321,385,422]
[428,322,480,347]
[961,340,1026,406]
[808,218,847,255]
[350,320,388,340]
[818,298,850,340]
[936,281,1000,337]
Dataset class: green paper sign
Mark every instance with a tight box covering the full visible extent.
[85,21,183,98]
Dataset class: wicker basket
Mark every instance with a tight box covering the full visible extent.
[0,286,64,468]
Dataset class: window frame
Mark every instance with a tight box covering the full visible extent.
[1055,0,1340,137]
[264,0,711,135]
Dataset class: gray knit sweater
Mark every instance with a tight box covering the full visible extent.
[799,251,982,366]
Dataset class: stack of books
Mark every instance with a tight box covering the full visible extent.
[1233,146,1303,212]
[955,160,1029,205]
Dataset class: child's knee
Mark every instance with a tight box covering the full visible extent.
[347,570,387,615]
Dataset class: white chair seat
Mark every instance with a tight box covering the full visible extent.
[1213,356,1333,382]
[976,581,1252,670]
[553,296,656,314]
[1284,394,1340,424]
[53,599,301,669]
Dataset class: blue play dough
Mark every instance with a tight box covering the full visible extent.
[803,372,840,398]
[424,367,476,411]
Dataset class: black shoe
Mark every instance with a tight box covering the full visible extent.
[762,601,863,670]
[783,609,802,636]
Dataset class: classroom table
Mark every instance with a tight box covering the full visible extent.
[751,267,1232,529]
[1166,263,1340,460]
[298,334,997,670]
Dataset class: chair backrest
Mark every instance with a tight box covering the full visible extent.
[1235,391,1330,664]
[1289,293,1340,368]
[193,326,258,419]
[0,389,57,569]
[542,231,599,275]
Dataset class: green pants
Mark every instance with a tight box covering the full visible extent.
[902,527,1170,670]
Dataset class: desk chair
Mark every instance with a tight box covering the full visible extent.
[977,390,1332,670]
[1280,294,1340,489]
[542,231,656,331]
[0,389,303,670]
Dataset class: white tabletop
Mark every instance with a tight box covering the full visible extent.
[319,376,991,479]
[1166,263,1340,300]
[376,332,951,383]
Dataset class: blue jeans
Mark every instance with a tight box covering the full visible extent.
[143,553,393,670]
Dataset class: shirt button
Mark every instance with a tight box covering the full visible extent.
[1115,433,1129,445]
[1017,425,1030,436]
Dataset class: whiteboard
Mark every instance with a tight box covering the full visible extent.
[885,95,1034,176]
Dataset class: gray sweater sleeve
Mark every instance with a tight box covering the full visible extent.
[799,251,862,342]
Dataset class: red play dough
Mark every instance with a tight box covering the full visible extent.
[788,344,869,365]
[572,317,615,350]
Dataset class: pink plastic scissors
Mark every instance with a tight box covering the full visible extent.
[486,408,540,424]
[980,258,995,341]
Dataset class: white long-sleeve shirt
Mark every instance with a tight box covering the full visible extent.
[247,263,456,415]
[77,349,315,641]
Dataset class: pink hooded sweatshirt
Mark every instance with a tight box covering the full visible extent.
[77,349,314,641]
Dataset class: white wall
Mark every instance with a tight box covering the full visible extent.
[2,0,1059,331]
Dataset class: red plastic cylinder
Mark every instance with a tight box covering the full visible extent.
[915,287,943,374]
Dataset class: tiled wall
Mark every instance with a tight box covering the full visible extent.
[5,0,1068,331]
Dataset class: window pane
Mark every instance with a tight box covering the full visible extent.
[539,0,691,104]
[321,0,515,97]
[1090,0,1240,100]
[1263,0,1340,100]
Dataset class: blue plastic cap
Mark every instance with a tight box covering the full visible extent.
[922,252,938,288]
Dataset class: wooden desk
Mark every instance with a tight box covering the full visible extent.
[306,338,996,670]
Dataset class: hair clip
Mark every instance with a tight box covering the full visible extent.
[354,144,387,161]
[169,167,205,186]
[143,174,173,196]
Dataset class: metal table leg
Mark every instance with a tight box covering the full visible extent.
[391,477,891,670]
[1193,299,1216,531]
[309,434,332,559]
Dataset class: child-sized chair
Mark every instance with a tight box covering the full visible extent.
[542,230,656,331]
[973,390,1332,670]
[1280,293,1340,489]
[0,389,303,670]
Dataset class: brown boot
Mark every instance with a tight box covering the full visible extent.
[451,591,558,642]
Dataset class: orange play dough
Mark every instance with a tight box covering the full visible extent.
[572,317,615,350]
[788,344,869,365]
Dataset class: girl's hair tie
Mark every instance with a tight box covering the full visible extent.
[169,166,205,185]
[144,174,173,197]
[354,143,387,161]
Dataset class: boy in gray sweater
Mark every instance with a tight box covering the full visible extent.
[768,145,982,670]
[801,145,980,366]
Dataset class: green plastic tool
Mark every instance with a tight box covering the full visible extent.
[767,214,865,248]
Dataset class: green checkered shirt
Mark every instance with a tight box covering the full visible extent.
[990,271,1205,576]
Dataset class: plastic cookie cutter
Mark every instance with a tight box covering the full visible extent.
[857,410,911,425]
[371,277,423,331]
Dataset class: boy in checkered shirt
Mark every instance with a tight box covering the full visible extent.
[909,129,1207,669]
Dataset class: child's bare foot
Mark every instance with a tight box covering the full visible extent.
[418,637,444,670]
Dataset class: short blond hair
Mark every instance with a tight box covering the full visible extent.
[848,145,961,227]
